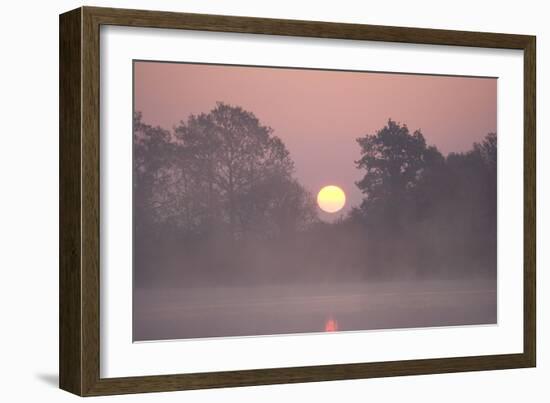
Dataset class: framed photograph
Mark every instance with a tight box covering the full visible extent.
[59,6,536,396]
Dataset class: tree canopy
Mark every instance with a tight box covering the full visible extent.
[353,119,444,229]
[353,119,496,278]
[133,107,497,286]
[134,102,317,242]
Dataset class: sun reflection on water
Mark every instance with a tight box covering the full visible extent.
[324,316,339,332]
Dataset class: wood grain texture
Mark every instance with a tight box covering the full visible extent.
[85,6,532,49]
[59,7,82,396]
[59,6,537,396]
[81,6,102,396]
[523,37,536,367]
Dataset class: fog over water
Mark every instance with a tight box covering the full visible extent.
[134,280,496,341]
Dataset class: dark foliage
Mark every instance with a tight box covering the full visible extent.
[353,120,496,279]
[134,109,497,287]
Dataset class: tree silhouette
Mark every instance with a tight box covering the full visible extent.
[351,120,496,278]
[172,102,316,239]
[136,102,317,241]
[133,112,173,231]
[133,108,497,287]
[354,119,444,230]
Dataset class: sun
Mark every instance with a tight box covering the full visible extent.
[317,185,346,213]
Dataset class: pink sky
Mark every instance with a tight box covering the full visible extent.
[134,61,496,217]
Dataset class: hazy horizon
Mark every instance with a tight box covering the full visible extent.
[133,61,497,341]
[134,61,496,218]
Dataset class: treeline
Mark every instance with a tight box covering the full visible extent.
[349,119,497,279]
[134,104,496,287]
[134,103,317,286]
[134,103,316,239]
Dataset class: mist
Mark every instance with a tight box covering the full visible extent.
[132,102,497,341]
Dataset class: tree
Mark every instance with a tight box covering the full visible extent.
[133,111,173,230]
[165,102,317,239]
[133,112,174,285]
[442,132,497,275]
[354,119,444,228]
[351,121,497,278]
[133,105,318,285]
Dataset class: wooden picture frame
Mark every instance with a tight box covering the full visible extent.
[59,6,536,396]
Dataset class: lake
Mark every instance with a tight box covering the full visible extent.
[133,278,497,341]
